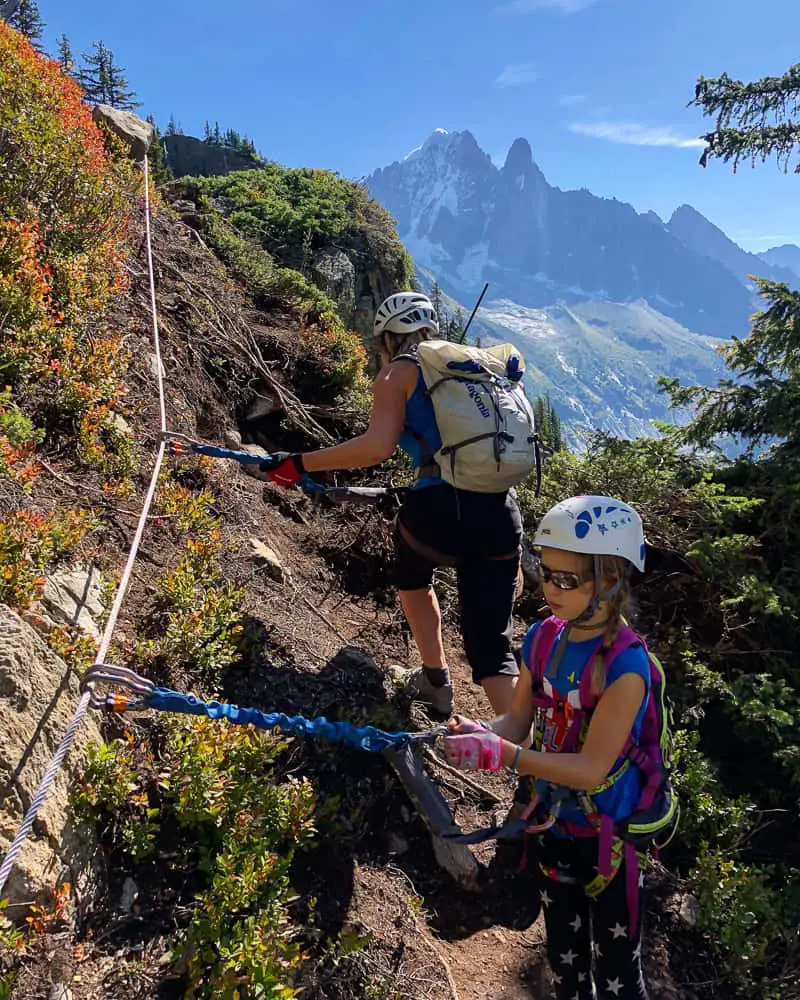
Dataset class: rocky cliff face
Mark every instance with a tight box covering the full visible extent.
[366,129,794,440]
[164,134,259,178]
[667,203,796,287]
[367,129,754,340]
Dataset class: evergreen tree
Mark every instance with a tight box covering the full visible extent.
[77,41,112,103]
[77,41,139,109]
[430,282,443,327]
[213,121,222,144]
[106,57,140,110]
[166,114,183,137]
[663,278,800,464]
[532,393,563,452]
[203,120,213,143]
[7,0,44,51]
[56,33,74,75]
[693,64,800,172]
[145,115,173,185]
[449,307,466,343]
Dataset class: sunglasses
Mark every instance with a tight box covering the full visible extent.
[531,555,592,591]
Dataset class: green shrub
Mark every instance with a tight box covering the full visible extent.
[167,720,316,998]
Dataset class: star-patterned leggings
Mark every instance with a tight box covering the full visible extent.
[537,834,648,1000]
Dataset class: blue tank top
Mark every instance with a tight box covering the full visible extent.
[521,623,651,831]
[398,369,442,486]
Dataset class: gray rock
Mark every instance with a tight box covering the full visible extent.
[42,564,104,640]
[245,392,281,421]
[120,876,138,913]
[238,443,270,481]
[0,605,102,914]
[249,538,286,582]
[222,429,243,449]
[108,411,133,439]
[163,134,257,180]
[678,893,701,928]
[310,250,356,316]
[147,352,164,380]
[91,106,153,162]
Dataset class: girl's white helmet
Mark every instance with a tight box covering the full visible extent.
[533,495,646,572]
[373,292,439,340]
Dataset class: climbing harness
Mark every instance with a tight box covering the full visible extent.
[81,663,446,754]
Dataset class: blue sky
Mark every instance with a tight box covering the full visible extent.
[38,0,800,251]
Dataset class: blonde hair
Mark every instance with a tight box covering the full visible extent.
[583,554,635,696]
[382,327,434,361]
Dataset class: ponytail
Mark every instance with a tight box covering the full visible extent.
[588,556,634,696]
[382,326,435,361]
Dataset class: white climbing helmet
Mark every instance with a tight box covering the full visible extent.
[533,495,646,572]
[373,291,439,340]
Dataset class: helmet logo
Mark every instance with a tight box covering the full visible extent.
[574,504,634,539]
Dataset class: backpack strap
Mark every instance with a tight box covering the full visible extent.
[393,354,438,467]
[526,616,564,706]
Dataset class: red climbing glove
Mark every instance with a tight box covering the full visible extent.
[258,452,306,488]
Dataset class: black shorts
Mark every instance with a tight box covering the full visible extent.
[394,484,523,684]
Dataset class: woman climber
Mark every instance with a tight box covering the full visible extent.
[256,291,526,717]
[444,495,677,1000]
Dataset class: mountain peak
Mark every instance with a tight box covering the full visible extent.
[669,204,707,226]
[503,137,533,173]
[403,128,480,163]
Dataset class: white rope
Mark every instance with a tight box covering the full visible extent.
[0,155,168,899]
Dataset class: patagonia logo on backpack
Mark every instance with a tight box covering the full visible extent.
[407,340,539,493]
[528,617,678,849]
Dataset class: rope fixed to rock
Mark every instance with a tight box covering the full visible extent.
[84,663,445,754]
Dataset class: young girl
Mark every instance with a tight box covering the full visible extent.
[445,495,662,1000]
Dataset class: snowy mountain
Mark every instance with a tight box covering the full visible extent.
[365,129,779,440]
[759,243,800,279]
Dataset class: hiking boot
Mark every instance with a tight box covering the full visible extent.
[391,666,454,715]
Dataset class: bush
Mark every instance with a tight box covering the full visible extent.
[71,738,159,861]
[0,508,96,610]
[134,532,244,683]
[0,23,134,470]
[0,387,43,488]
[167,720,316,998]
[691,847,800,993]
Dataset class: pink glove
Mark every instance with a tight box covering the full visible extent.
[449,716,488,735]
[444,731,503,771]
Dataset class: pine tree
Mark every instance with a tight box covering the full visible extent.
[693,64,800,172]
[450,307,466,343]
[145,115,173,185]
[56,34,74,75]
[203,120,213,143]
[213,121,222,144]
[7,0,45,52]
[663,278,800,462]
[77,41,112,103]
[166,114,182,137]
[532,394,563,452]
[430,282,443,333]
[77,41,139,109]
[106,56,140,110]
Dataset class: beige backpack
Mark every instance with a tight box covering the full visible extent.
[407,340,539,493]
